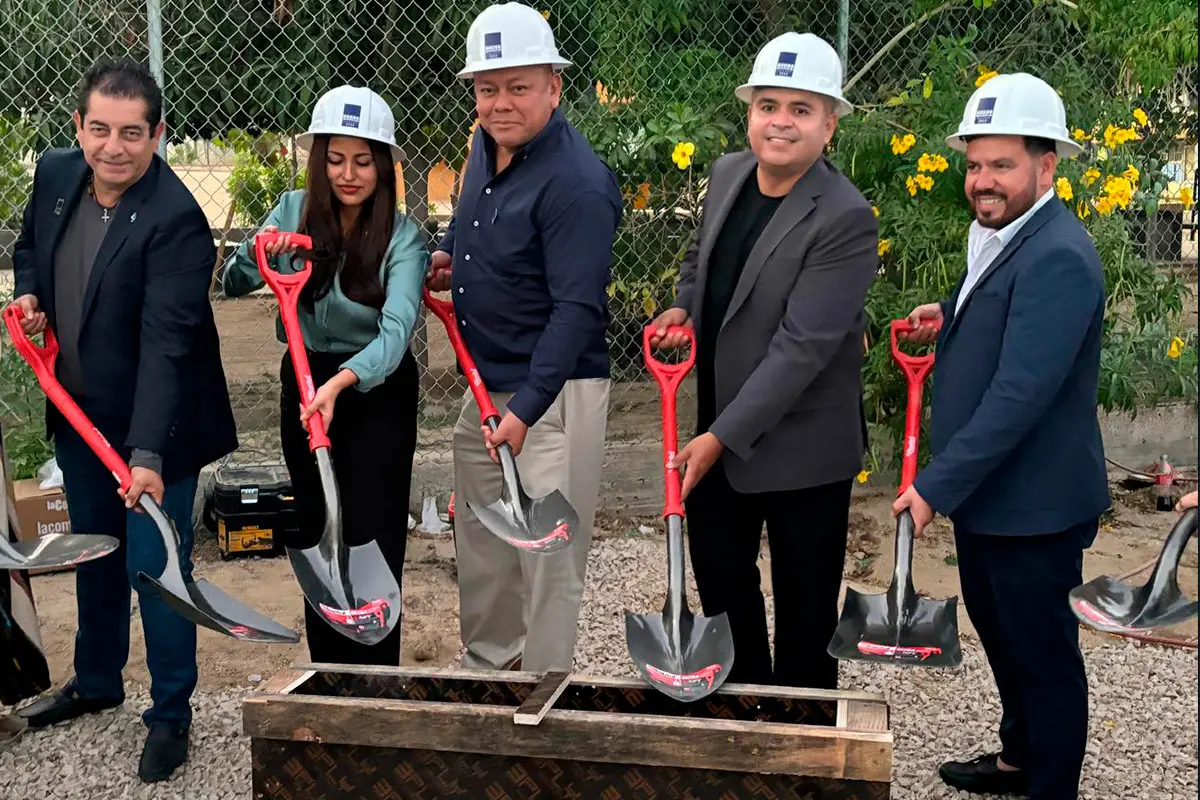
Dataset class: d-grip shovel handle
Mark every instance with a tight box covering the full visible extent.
[254,232,330,451]
[3,306,134,493]
[891,317,941,494]
[643,324,696,519]
[422,287,503,427]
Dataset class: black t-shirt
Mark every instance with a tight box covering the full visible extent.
[697,171,784,432]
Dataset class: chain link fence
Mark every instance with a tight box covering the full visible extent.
[2,0,1196,510]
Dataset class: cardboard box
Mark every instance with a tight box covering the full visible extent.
[12,478,75,575]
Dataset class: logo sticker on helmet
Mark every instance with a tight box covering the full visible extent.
[974,97,996,125]
[341,104,362,129]
[484,31,503,59]
[775,52,797,78]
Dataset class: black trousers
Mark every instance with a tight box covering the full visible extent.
[955,521,1093,800]
[685,463,852,689]
[279,349,418,666]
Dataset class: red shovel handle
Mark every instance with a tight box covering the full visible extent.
[3,305,133,492]
[422,287,502,426]
[643,324,696,519]
[890,317,941,494]
[254,231,330,451]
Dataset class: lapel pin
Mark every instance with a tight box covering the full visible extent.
[54,198,64,215]
[130,212,137,223]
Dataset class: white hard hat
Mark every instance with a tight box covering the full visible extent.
[946,72,1081,158]
[457,2,571,79]
[296,85,405,161]
[735,32,853,116]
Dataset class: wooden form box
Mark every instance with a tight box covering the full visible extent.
[243,663,893,799]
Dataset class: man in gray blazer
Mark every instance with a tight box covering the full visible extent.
[651,31,878,689]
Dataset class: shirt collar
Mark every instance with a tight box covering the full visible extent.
[479,108,566,173]
[970,185,1056,248]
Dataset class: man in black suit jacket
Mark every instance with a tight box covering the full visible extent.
[9,58,237,783]
[650,32,877,690]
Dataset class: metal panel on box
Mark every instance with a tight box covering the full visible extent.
[243,664,893,800]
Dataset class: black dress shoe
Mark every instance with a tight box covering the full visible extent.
[138,721,190,783]
[939,752,1030,796]
[16,681,123,729]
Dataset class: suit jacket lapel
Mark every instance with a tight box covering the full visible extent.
[692,152,755,333]
[721,157,825,328]
[80,157,158,326]
[943,198,1064,341]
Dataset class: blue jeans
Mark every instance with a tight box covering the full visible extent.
[54,425,199,726]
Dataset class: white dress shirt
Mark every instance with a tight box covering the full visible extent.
[955,187,1056,315]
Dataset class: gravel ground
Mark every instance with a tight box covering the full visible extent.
[2,536,1195,800]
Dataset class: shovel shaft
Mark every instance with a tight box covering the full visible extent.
[423,287,503,423]
[665,514,686,640]
[254,232,331,451]
[643,324,696,519]
[890,317,940,494]
[4,306,133,492]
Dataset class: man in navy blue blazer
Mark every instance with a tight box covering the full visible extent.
[894,73,1111,799]
[9,58,237,782]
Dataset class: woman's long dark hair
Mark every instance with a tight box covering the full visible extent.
[296,135,396,311]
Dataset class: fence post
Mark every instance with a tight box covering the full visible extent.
[837,0,850,72]
[147,0,167,159]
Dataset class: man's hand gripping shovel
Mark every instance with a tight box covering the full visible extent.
[624,324,734,701]
[827,318,962,668]
[1070,508,1197,634]
[422,287,577,554]
[255,233,401,645]
[3,305,298,642]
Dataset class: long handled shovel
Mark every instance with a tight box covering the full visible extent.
[624,324,734,701]
[3,306,298,643]
[254,233,402,645]
[422,287,577,555]
[1070,508,1197,634]
[827,318,962,668]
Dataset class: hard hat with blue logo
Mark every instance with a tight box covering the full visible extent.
[295,85,405,161]
[457,2,572,79]
[735,32,853,116]
[946,72,1081,158]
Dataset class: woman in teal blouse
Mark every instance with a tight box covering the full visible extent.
[221,86,427,665]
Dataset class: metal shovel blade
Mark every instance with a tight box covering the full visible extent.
[624,516,734,702]
[466,432,577,555]
[0,533,119,571]
[828,510,962,668]
[286,448,402,646]
[1070,508,1197,634]
[134,494,300,644]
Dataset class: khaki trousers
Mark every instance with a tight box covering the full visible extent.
[452,378,610,672]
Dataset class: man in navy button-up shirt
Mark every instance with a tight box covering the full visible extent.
[427,1,622,673]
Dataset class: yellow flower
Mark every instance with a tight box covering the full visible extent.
[1094,196,1115,216]
[906,175,917,196]
[878,239,891,257]
[1167,337,1185,358]
[1103,175,1134,209]
[890,132,916,155]
[1072,127,1089,142]
[856,470,871,484]
[975,65,999,87]
[1083,167,1100,187]
[1132,108,1148,127]
[871,206,880,217]
[1179,187,1194,209]
[671,141,696,169]
[914,173,934,192]
[1103,124,1139,149]
[1055,176,1073,202]
[1122,164,1139,185]
[917,153,950,173]
[1076,199,1090,219]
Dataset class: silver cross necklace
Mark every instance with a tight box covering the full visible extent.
[90,175,119,224]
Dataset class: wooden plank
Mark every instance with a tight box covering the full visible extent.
[513,671,572,726]
[842,699,889,733]
[296,662,545,684]
[242,693,892,782]
[256,668,314,695]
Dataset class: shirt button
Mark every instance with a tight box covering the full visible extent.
[485,188,492,195]
[460,319,467,327]
[473,220,479,227]
[464,254,471,261]
[458,287,464,294]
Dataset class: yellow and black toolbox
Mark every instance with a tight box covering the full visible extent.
[209,464,296,560]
